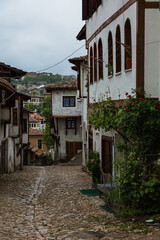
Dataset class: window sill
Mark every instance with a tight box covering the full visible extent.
[108,75,113,79]
[115,71,122,76]
[125,68,132,73]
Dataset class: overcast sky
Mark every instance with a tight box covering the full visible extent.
[0,0,86,75]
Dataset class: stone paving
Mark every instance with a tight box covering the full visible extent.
[0,165,160,239]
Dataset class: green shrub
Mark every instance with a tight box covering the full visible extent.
[86,151,101,184]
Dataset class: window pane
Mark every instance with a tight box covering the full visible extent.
[38,139,42,149]
[70,97,75,107]
[67,118,76,129]
[63,97,69,107]
[71,120,75,128]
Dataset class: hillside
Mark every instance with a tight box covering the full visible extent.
[11,73,76,94]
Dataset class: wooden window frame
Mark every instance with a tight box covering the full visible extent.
[22,119,27,133]
[116,25,121,73]
[94,43,97,82]
[13,108,18,126]
[108,31,113,77]
[66,118,76,129]
[63,96,76,107]
[124,18,132,70]
[98,38,103,80]
[90,46,93,84]
[38,139,43,150]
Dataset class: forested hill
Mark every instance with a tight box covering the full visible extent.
[11,73,76,94]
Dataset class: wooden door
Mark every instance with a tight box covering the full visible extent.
[1,139,8,174]
[66,142,82,161]
[102,137,112,175]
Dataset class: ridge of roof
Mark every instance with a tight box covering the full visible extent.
[46,79,77,92]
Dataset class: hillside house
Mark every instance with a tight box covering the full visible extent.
[46,80,82,162]
[77,0,160,182]
[29,128,47,154]
[68,56,88,168]
[29,113,46,130]
[24,94,43,106]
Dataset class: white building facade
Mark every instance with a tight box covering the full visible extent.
[69,56,89,168]
[77,0,160,182]
[46,80,82,162]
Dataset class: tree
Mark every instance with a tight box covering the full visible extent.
[89,87,160,216]
[41,96,51,123]
[24,102,37,111]
[42,124,54,151]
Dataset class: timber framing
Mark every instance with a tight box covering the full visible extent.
[136,0,145,89]
[85,0,159,94]
[86,0,137,48]
[145,2,160,9]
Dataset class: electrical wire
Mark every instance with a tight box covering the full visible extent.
[36,44,86,73]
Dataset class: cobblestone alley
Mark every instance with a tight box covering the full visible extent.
[0,166,160,240]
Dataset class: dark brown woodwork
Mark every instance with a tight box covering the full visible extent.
[1,139,8,174]
[94,43,97,82]
[145,2,159,8]
[124,19,132,70]
[88,130,93,151]
[136,0,145,89]
[82,0,102,20]
[90,47,93,84]
[102,136,113,175]
[86,0,137,47]
[13,108,18,126]
[108,31,113,76]
[116,25,121,73]
[66,142,82,161]
[98,38,103,79]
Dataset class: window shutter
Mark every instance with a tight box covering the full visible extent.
[82,0,88,20]
[13,108,18,126]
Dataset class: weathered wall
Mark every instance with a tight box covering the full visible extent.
[51,90,81,117]
[145,8,160,98]
[29,135,48,154]
[57,117,82,160]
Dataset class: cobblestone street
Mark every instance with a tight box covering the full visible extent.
[0,165,160,240]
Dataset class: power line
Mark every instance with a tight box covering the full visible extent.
[36,44,86,73]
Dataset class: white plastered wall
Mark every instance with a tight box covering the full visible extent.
[58,118,82,160]
[144,8,160,98]
[87,2,137,102]
[51,90,81,117]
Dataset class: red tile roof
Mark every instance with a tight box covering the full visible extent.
[30,113,46,120]
[46,80,77,92]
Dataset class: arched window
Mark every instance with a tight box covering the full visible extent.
[90,46,93,84]
[116,25,121,73]
[108,31,113,76]
[125,18,132,70]
[98,38,103,79]
[94,43,97,82]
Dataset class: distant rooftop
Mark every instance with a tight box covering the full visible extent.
[46,80,77,92]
